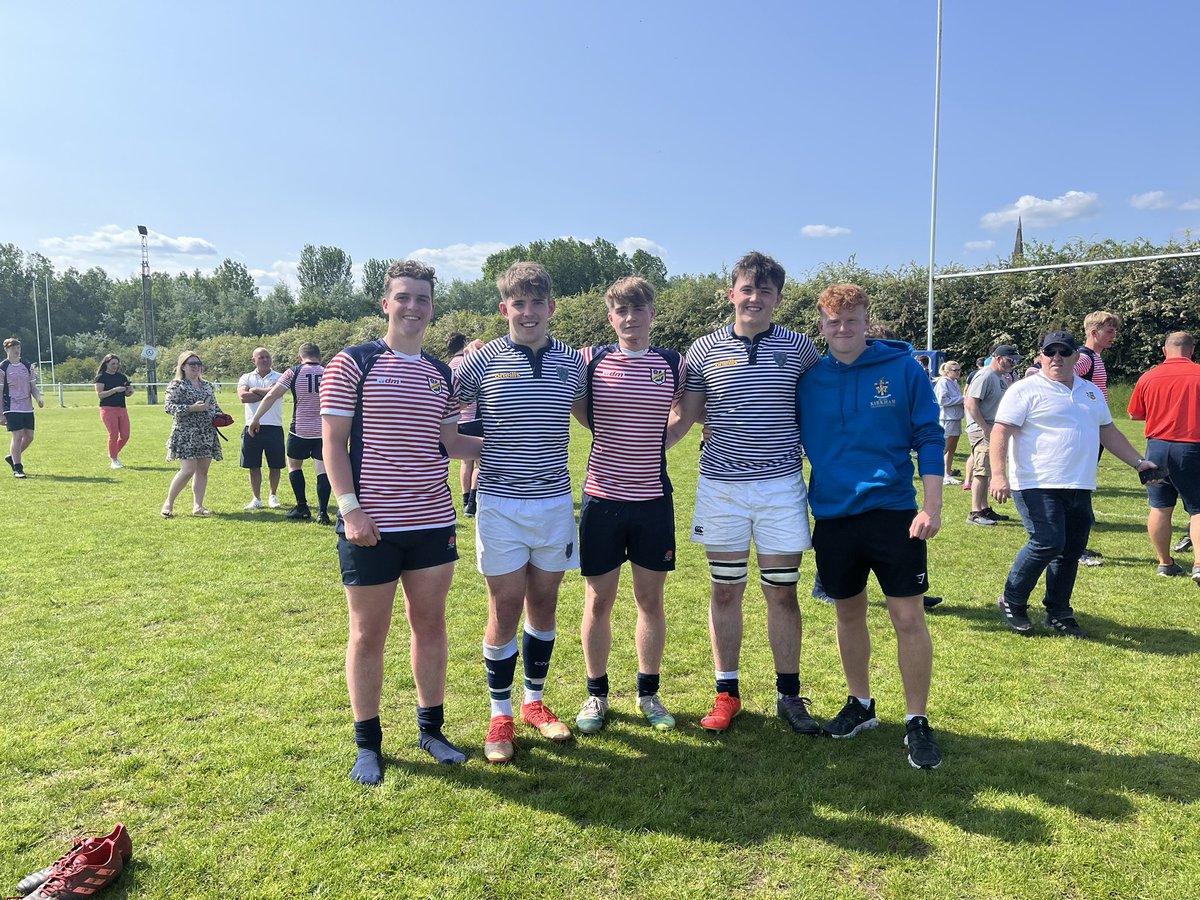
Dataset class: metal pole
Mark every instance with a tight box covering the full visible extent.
[933,249,1200,281]
[140,229,159,404]
[925,0,944,353]
[31,281,43,390]
[45,274,56,387]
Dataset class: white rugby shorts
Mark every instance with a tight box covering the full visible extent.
[690,472,812,554]
[476,492,580,576]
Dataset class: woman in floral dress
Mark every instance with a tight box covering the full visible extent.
[162,350,224,517]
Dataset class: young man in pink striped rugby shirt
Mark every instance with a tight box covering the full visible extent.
[321,260,482,784]
[572,276,685,734]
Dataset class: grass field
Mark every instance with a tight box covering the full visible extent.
[2,386,1198,899]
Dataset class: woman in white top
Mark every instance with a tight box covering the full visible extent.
[934,360,965,484]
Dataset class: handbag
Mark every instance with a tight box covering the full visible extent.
[212,412,235,440]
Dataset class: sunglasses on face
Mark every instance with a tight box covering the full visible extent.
[1042,348,1073,358]
[186,360,203,367]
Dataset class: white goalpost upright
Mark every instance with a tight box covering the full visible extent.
[923,1,1200,349]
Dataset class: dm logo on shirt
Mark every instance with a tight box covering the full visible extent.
[427,377,445,394]
[773,351,788,368]
[650,369,667,385]
[870,378,896,409]
[1086,390,1096,400]
[556,365,570,384]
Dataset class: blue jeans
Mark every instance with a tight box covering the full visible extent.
[1003,488,1094,618]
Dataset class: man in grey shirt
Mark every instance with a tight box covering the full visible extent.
[964,345,1020,525]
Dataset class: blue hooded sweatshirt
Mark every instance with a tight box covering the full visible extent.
[797,339,945,519]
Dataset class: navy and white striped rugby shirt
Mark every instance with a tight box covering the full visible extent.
[684,323,820,481]
[454,335,587,499]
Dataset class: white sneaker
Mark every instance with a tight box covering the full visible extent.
[268,494,281,508]
[110,459,124,469]
[244,497,265,510]
[943,476,962,485]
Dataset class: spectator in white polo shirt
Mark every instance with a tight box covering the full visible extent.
[989,330,1159,639]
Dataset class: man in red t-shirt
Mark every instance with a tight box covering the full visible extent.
[1128,331,1200,583]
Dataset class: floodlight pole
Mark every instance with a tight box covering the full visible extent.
[139,225,159,404]
[925,0,943,353]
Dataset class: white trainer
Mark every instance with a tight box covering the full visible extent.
[268,494,281,508]
[244,497,265,510]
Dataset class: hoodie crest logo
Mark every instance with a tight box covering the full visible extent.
[650,368,667,385]
[870,377,896,409]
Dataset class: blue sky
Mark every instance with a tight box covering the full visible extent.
[3,1,1197,293]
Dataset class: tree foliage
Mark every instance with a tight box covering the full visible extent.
[297,244,353,301]
[482,237,663,298]
[2,236,1197,382]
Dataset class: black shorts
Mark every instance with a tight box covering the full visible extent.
[287,434,323,461]
[337,524,459,586]
[457,419,484,437]
[578,492,676,577]
[4,412,34,432]
[240,425,285,469]
[812,508,930,600]
[1146,438,1200,515]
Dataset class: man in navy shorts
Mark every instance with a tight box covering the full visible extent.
[797,283,946,769]
[250,342,332,524]
[237,347,284,510]
[321,260,481,784]
[1127,331,1200,583]
[572,276,683,734]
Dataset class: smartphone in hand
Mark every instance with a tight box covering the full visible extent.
[1139,464,1170,485]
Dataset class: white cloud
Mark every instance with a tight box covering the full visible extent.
[249,260,299,292]
[1130,191,1172,210]
[405,241,509,282]
[800,224,851,238]
[980,191,1100,230]
[617,236,667,257]
[1181,198,1200,211]
[965,240,995,251]
[39,224,219,276]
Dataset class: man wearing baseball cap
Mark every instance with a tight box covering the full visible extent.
[989,331,1159,637]
[963,344,1021,525]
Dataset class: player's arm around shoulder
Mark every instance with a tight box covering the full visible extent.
[666,389,704,449]
[441,419,482,460]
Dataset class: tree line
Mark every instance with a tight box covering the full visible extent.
[3,234,1197,384]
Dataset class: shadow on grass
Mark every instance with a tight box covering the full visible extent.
[387,719,1199,857]
[935,601,1200,655]
[27,474,116,483]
